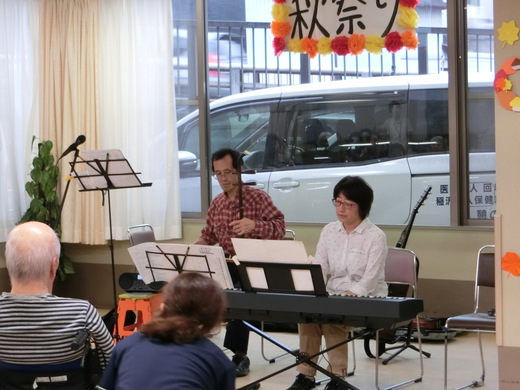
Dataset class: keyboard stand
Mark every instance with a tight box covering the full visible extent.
[236,320,370,390]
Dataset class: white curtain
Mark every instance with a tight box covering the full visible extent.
[0,0,40,241]
[0,0,181,242]
[97,0,181,240]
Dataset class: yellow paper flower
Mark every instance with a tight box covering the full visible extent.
[398,5,419,29]
[504,78,513,91]
[317,37,332,55]
[287,39,304,53]
[365,35,385,55]
[271,4,290,22]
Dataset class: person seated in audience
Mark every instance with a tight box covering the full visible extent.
[286,176,388,390]
[99,272,235,390]
[0,221,114,374]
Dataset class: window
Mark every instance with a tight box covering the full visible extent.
[172,0,495,227]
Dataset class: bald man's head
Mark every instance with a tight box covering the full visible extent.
[5,221,60,284]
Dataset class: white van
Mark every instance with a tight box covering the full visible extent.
[177,73,495,226]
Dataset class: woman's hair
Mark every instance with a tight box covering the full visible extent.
[333,176,374,220]
[140,273,227,344]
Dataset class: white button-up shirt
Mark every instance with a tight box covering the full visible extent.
[313,218,388,297]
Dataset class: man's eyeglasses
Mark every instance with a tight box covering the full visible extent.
[332,199,357,209]
[213,170,238,180]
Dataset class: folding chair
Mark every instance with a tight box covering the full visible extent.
[127,224,155,246]
[374,247,426,390]
[443,244,495,390]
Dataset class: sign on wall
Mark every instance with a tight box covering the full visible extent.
[271,0,419,57]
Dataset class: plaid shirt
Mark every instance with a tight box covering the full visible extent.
[200,185,285,256]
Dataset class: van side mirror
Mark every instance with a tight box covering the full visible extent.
[178,150,198,175]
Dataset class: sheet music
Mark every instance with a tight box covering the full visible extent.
[231,238,309,263]
[73,149,143,190]
[128,242,234,289]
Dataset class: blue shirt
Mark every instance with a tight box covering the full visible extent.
[100,332,235,390]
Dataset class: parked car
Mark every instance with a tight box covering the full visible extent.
[176,73,495,226]
[173,28,247,100]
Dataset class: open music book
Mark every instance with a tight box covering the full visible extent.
[127,242,234,290]
[231,238,326,295]
[231,238,310,263]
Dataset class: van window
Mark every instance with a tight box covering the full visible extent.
[407,88,449,155]
[179,102,273,165]
[467,86,495,153]
[277,91,409,166]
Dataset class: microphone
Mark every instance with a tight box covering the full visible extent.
[58,135,86,160]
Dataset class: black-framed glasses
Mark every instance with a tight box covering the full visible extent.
[331,199,357,209]
[212,170,238,180]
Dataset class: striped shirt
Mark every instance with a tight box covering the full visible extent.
[200,185,285,255]
[0,293,114,368]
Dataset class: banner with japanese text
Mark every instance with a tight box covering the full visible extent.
[271,0,419,57]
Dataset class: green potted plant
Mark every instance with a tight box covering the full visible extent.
[19,137,74,281]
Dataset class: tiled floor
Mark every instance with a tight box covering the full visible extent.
[210,326,498,390]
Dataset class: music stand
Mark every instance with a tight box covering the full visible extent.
[71,149,152,339]
[237,261,327,296]
[127,242,234,290]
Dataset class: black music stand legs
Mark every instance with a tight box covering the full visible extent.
[238,321,368,390]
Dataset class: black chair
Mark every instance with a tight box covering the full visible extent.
[443,244,495,390]
[0,331,98,390]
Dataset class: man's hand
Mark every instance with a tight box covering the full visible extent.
[229,218,255,236]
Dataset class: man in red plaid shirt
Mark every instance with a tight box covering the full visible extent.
[195,148,285,382]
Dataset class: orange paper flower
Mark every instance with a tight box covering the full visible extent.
[271,21,291,38]
[301,37,318,58]
[502,252,520,276]
[348,34,365,55]
[401,30,419,50]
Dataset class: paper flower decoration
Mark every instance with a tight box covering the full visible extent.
[271,0,419,57]
[502,252,520,277]
[498,20,520,47]
[495,57,520,112]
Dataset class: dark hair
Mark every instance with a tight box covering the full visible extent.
[333,176,373,220]
[388,100,401,112]
[140,273,226,344]
[211,148,240,172]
